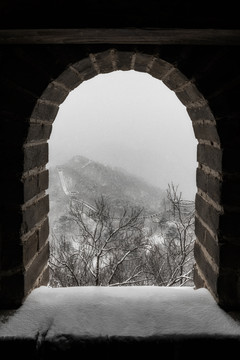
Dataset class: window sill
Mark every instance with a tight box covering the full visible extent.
[0,286,240,358]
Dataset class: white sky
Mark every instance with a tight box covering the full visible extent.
[49,70,198,200]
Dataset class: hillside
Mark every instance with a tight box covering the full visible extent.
[48,155,165,228]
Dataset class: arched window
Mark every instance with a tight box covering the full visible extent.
[48,70,197,288]
[1,48,238,310]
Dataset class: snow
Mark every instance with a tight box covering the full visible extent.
[0,286,240,341]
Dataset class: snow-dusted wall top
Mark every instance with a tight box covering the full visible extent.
[0,286,240,340]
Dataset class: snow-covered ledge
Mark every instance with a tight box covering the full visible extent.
[1,286,240,358]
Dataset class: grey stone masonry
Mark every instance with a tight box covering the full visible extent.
[0,44,240,310]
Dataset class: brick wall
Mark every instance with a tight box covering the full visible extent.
[0,45,240,309]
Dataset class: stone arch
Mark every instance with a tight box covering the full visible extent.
[1,48,238,310]
[33,48,219,291]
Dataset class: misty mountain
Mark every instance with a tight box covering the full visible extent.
[48,155,165,227]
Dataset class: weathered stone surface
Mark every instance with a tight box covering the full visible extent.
[194,240,218,295]
[195,216,219,264]
[22,194,49,234]
[195,194,221,234]
[24,243,49,294]
[26,123,52,142]
[30,101,59,123]
[92,49,115,73]
[38,217,49,249]
[197,144,222,172]
[133,52,153,73]
[23,169,48,203]
[24,143,48,172]
[1,39,240,311]
[187,104,216,123]
[196,167,222,203]
[41,82,69,104]
[114,50,135,71]
[193,122,220,143]
[149,57,173,79]
[71,57,98,81]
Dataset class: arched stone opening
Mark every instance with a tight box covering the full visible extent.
[1,48,239,310]
[41,49,223,298]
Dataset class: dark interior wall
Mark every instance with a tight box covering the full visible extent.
[0,0,240,310]
[1,43,240,309]
[0,0,239,29]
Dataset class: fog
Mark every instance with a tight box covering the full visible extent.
[49,70,198,200]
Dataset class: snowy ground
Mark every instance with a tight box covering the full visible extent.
[0,286,240,340]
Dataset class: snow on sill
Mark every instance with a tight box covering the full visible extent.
[0,286,240,341]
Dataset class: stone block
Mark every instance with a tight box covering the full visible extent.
[24,142,48,172]
[193,263,206,289]
[134,52,153,72]
[22,195,49,234]
[23,231,39,267]
[26,123,52,142]
[148,57,173,80]
[92,50,115,73]
[38,217,49,249]
[194,240,218,295]
[197,143,222,172]
[24,243,49,294]
[72,57,98,81]
[55,66,83,91]
[195,193,221,234]
[41,82,69,104]
[175,82,205,107]
[195,216,219,265]
[192,123,220,143]
[114,51,135,71]
[197,167,240,208]
[30,100,59,123]
[23,169,48,203]
[187,104,216,123]
[196,167,222,204]
[162,68,189,91]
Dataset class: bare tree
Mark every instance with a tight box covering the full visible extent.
[49,196,148,287]
[49,184,195,288]
[145,183,195,286]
